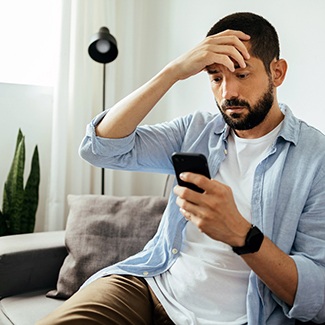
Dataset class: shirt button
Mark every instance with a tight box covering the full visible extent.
[143,271,149,276]
[172,248,178,255]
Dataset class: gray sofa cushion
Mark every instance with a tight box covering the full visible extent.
[47,194,167,299]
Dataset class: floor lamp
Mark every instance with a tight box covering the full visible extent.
[88,27,118,195]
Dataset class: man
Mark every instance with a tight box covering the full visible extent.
[39,12,325,324]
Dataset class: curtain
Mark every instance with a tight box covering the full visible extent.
[44,0,169,231]
[45,0,112,230]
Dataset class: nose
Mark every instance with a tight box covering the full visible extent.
[221,78,239,100]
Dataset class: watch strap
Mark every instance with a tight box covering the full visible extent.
[232,225,264,255]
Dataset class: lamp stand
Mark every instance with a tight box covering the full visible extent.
[101,64,106,195]
[88,26,118,195]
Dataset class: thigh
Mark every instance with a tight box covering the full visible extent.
[37,275,153,325]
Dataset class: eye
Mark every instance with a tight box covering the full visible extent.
[212,76,222,83]
[237,73,249,80]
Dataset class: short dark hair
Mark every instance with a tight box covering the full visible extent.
[206,12,280,73]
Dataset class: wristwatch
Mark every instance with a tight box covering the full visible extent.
[232,225,264,255]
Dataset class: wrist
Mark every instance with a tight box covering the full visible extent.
[231,220,251,247]
[161,62,183,83]
[232,225,264,255]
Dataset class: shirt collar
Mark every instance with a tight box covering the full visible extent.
[277,103,299,146]
[214,103,299,146]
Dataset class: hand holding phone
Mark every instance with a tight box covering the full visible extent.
[172,152,211,193]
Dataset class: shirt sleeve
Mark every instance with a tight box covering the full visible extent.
[78,109,194,174]
[278,163,325,322]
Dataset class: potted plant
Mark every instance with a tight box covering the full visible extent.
[0,129,40,236]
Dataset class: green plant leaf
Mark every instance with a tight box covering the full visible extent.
[21,146,40,233]
[15,129,23,152]
[1,129,40,236]
[0,210,9,236]
[3,134,25,234]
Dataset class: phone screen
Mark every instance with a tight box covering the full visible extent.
[171,152,211,193]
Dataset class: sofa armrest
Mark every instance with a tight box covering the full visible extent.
[0,231,67,298]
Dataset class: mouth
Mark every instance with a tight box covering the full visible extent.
[224,106,246,113]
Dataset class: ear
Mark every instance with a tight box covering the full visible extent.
[270,59,288,87]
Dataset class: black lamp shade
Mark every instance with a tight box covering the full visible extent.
[88,27,118,64]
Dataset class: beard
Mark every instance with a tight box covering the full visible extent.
[216,80,274,131]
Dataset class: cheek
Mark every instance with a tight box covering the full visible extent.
[210,83,222,101]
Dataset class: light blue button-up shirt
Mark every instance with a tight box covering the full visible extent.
[79,104,325,324]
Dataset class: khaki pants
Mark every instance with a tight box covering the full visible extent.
[37,275,174,325]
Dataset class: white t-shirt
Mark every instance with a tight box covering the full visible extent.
[147,122,283,324]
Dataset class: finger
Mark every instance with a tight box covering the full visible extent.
[209,29,251,50]
[174,183,204,208]
[179,172,210,193]
[178,200,210,230]
[175,193,199,216]
[207,35,250,61]
[179,208,191,221]
[204,46,246,72]
[215,29,251,39]
[208,29,250,45]
[204,33,251,68]
[173,184,185,196]
[205,41,250,69]
[173,183,200,196]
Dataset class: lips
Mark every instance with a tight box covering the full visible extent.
[226,106,245,109]
[225,106,246,112]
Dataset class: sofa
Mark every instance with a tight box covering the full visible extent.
[0,192,169,325]
[0,177,323,324]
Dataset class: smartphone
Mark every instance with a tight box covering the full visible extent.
[171,152,211,193]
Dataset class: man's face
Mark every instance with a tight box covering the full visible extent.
[217,77,274,130]
[207,55,275,131]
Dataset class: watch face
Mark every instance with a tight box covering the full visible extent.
[248,227,264,252]
[232,226,264,255]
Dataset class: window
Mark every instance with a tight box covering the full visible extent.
[0,0,61,86]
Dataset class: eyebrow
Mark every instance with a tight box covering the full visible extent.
[206,68,220,75]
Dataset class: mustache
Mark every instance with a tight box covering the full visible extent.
[221,99,250,110]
